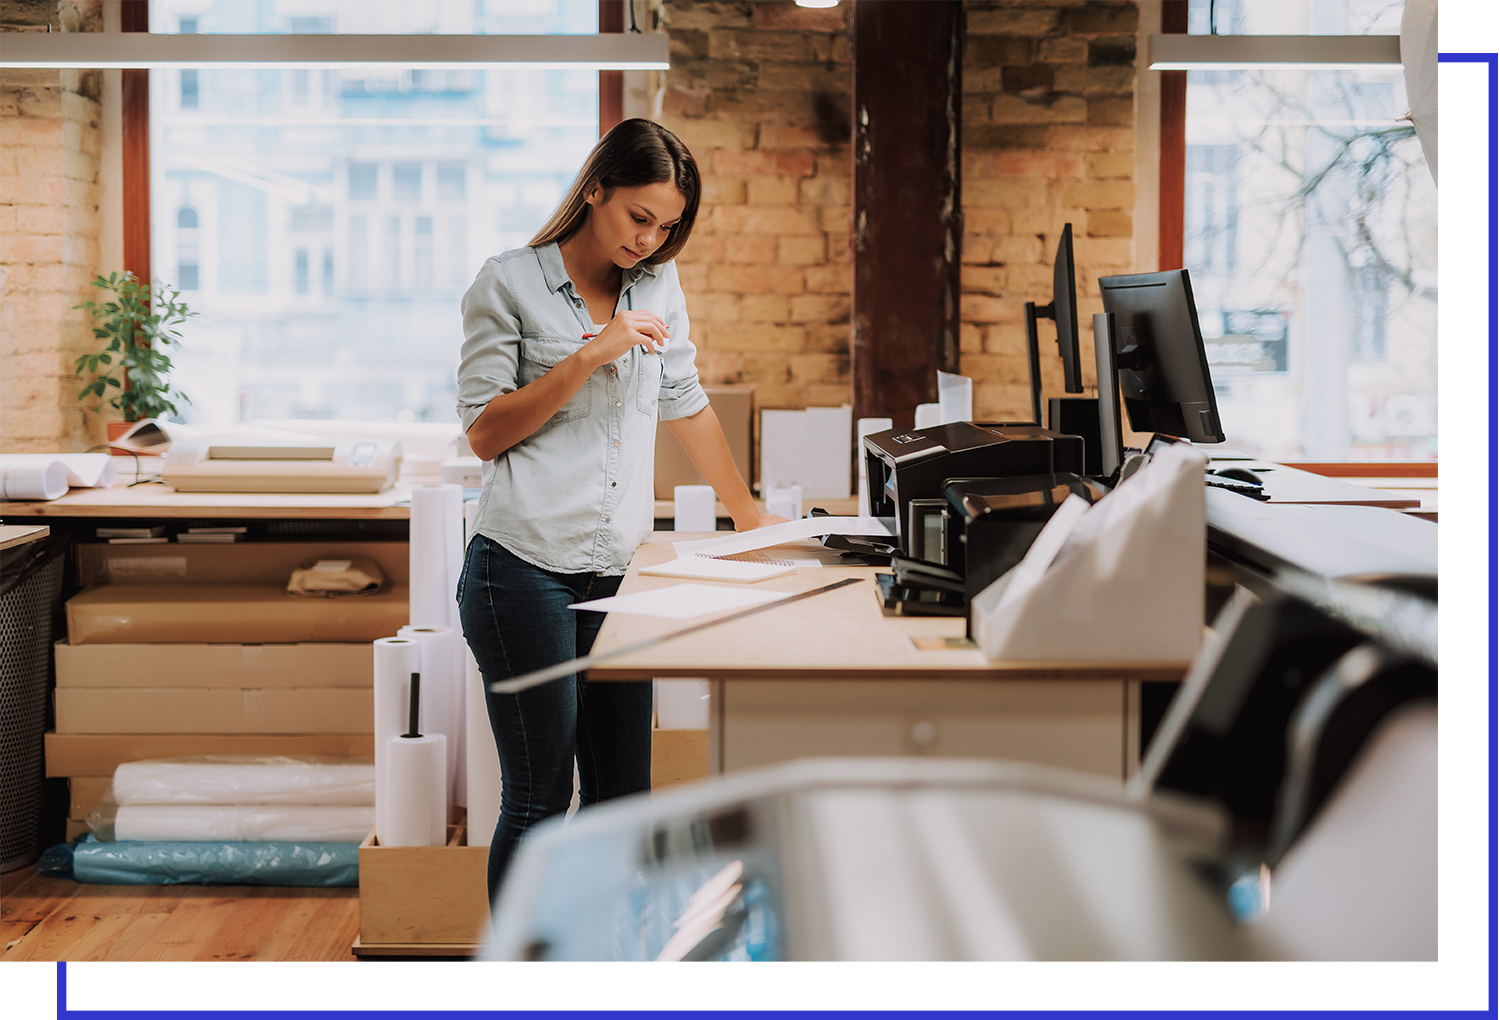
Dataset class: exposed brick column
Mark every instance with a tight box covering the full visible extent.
[658,0,853,426]
[0,0,105,452]
[960,0,1139,422]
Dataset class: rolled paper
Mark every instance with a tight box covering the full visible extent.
[112,760,375,806]
[383,733,447,847]
[114,803,374,842]
[410,483,465,631]
[0,457,69,500]
[398,625,462,812]
[373,636,422,844]
[464,647,501,848]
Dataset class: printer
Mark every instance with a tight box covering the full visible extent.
[862,422,1085,556]
[163,436,402,493]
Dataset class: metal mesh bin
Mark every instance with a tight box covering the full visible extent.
[1,537,66,873]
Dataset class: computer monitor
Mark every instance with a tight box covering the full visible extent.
[1097,269,1226,444]
[1023,224,1083,425]
[1092,311,1124,477]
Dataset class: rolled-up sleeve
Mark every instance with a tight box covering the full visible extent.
[655,261,711,422]
[456,257,523,434]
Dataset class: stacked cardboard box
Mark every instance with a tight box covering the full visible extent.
[51,541,406,836]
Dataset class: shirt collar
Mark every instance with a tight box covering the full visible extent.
[535,241,660,294]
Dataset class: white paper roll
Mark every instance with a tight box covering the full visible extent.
[673,485,717,532]
[397,625,462,811]
[465,647,500,848]
[373,636,422,845]
[765,485,803,522]
[3,452,117,489]
[112,761,374,806]
[0,457,69,500]
[410,483,465,632]
[383,733,447,847]
[937,371,973,425]
[115,803,374,842]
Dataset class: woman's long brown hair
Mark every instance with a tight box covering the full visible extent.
[529,118,701,265]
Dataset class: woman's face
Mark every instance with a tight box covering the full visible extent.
[582,181,687,268]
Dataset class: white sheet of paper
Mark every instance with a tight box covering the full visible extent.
[569,583,784,620]
[641,557,796,583]
[1,453,117,488]
[673,516,895,559]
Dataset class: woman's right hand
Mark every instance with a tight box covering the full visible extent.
[583,310,670,368]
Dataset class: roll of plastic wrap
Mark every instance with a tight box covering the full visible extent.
[410,483,465,632]
[465,647,500,848]
[40,838,360,887]
[374,636,422,844]
[0,457,69,500]
[114,804,374,842]
[112,760,375,806]
[398,625,462,810]
[383,733,447,847]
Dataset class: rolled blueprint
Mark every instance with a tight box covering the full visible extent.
[112,760,375,806]
[465,646,501,849]
[398,625,462,810]
[382,733,447,847]
[410,483,465,631]
[114,803,375,842]
[0,456,69,500]
[373,636,422,844]
[2,453,117,488]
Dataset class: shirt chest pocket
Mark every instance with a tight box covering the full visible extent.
[635,351,662,416]
[519,335,592,430]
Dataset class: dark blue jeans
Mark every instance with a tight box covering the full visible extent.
[457,534,652,901]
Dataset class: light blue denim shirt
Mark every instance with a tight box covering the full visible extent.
[457,242,710,575]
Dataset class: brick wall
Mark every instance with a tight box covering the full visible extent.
[961,0,1139,421]
[658,0,852,418]
[0,0,104,453]
[660,0,1139,434]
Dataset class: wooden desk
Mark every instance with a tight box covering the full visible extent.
[0,482,412,520]
[589,534,1188,781]
[0,524,50,550]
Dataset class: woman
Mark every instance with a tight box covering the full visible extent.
[456,119,782,897]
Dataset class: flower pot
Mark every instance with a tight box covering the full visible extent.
[106,420,134,455]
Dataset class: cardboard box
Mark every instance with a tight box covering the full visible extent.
[358,822,490,949]
[655,386,754,498]
[55,687,372,734]
[75,540,410,587]
[651,727,709,789]
[69,776,111,818]
[44,731,374,777]
[65,583,409,645]
[55,640,372,689]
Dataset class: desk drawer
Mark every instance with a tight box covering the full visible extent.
[718,679,1125,779]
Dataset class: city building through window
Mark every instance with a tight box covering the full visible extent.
[150,0,600,424]
[1183,0,1435,461]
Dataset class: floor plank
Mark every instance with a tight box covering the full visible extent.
[1,866,363,963]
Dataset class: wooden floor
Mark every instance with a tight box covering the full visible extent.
[0,867,360,962]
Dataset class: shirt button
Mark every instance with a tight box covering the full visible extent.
[613,440,620,447]
[605,517,611,524]
[611,481,617,487]
[615,400,622,407]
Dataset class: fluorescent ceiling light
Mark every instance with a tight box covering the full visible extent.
[1149,34,1401,71]
[795,0,840,8]
[0,33,669,70]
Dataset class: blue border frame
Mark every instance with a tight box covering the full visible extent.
[35,51,1500,1020]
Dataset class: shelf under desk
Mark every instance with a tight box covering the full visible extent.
[587,533,1189,781]
[0,482,413,520]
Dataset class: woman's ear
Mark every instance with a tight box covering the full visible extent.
[583,185,603,207]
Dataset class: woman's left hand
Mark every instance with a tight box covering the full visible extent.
[735,513,789,532]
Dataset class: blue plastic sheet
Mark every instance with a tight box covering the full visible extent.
[37,836,359,887]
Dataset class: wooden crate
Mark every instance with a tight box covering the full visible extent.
[652,727,709,789]
[356,818,489,955]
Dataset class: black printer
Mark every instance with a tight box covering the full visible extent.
[862,422,1085,555]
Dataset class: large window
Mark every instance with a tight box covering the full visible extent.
[1183,0,1436,462]
[150,0,600,424]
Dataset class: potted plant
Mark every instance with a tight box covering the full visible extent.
[74,271,195,438]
